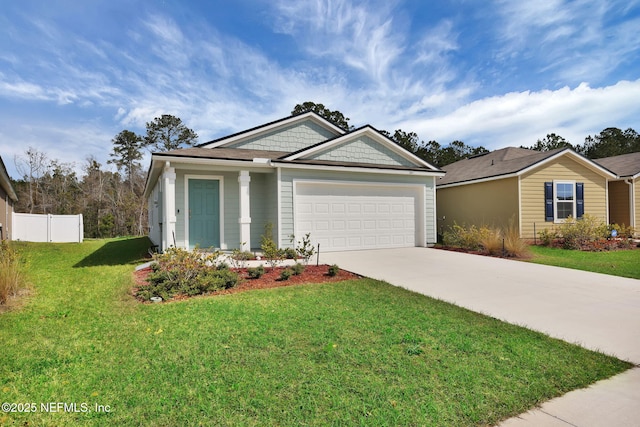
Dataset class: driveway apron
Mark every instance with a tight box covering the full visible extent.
[321,247,640,426]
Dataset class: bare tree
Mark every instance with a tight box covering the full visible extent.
[14,147,49,213]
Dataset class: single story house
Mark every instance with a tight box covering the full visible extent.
[436,147,617,239]
[0,155,18,240]
[144,112,444,252]
[594,152,640,233]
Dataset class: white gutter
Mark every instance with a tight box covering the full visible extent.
[271,161,444,177]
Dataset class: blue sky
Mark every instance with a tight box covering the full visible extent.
[1,0,639,179]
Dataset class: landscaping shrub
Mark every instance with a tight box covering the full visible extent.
[0,241,24,305]
[442,223,486,251]
[279,269,293,281]
[261,222,284,269]
[136,247,239,301]
[291,262,305,276]
[327,264,340,277]
[247,265,265,279]
[443,219,530,258]
[557,214,608,250]
[290,232,316,265]
[283,247,297,259]
[538,228,556,246]
[444,223,506,255]
[503,218,530,258]
[479,227,503,256]
[537,215,634,251]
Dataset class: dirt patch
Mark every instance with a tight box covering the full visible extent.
[133,264,360,302]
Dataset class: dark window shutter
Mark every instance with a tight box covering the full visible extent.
[544,182,554,221]
[576,182,584,218]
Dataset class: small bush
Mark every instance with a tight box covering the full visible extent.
[503,218,530,258]
[327,264,340,277]
[279,269,293,281]
[261,222,284,269]
[291,262,305,276]
[0,241,24,305]
[247,265,265,279]
[538,228,556,246]
[557,214,608,250]
[283,247,297,259]
[479,228,503,256]
[136,247,239,301]
[442,223,485,251]
[291,232,316,265]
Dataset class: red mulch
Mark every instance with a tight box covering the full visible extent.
[132,264,360,302]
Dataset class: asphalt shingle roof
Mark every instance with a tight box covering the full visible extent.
[594,152,640,177]
[437,147,566,186]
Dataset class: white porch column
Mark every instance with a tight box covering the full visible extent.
[162,162,177,250]
[238,170,251,251]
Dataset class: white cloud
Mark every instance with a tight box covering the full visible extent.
[403,80,640,148]
[271,0,405,82]
[492,0,640,83]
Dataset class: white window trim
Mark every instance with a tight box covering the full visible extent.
[553,180,576,223]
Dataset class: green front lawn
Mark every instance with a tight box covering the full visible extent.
[528,245,640,279]
[0,238,632,426]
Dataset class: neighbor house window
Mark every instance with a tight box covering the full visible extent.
[555,181,575,220]
[544,181,584,223]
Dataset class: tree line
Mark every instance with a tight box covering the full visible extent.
[9,103,639,238]
[11,115,197,238]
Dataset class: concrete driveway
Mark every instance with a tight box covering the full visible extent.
[320,247,640,426]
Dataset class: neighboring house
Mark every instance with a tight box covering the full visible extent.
[144,112,444,252]
[594,152,640,233]
[436,147,617,239]
[0,155,18,240]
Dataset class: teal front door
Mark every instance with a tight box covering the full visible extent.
[188,179,220,249]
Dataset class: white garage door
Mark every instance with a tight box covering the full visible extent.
[294,182,419,251]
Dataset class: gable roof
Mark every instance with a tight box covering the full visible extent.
[0,155,18,202]
[438,147,616,187]
[197,112,346,149]
[594,152,640,178]
[283,125,441,171]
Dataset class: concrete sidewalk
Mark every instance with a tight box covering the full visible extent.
[321,247,640,426]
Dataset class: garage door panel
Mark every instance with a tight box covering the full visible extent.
[362,220,376,230]
[332,220,346,230]
[295,183,417,252]
[345,220,359,230]
[332,203,346,213]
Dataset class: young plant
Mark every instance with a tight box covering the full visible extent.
[291,262,305,276]
[291,232,316,265]
[327,264,340,277]
[261,222,284,270]
[279,269,293,281]
[247,265,265,279]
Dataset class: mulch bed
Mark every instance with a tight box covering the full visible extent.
[132,264,360,302]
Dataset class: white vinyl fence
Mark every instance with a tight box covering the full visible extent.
[12,213,83,243]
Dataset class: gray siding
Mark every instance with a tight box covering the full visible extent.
[306,135,416,167]
[249,172,279,249]
[227,121,337,152]
[279,168,436,247]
